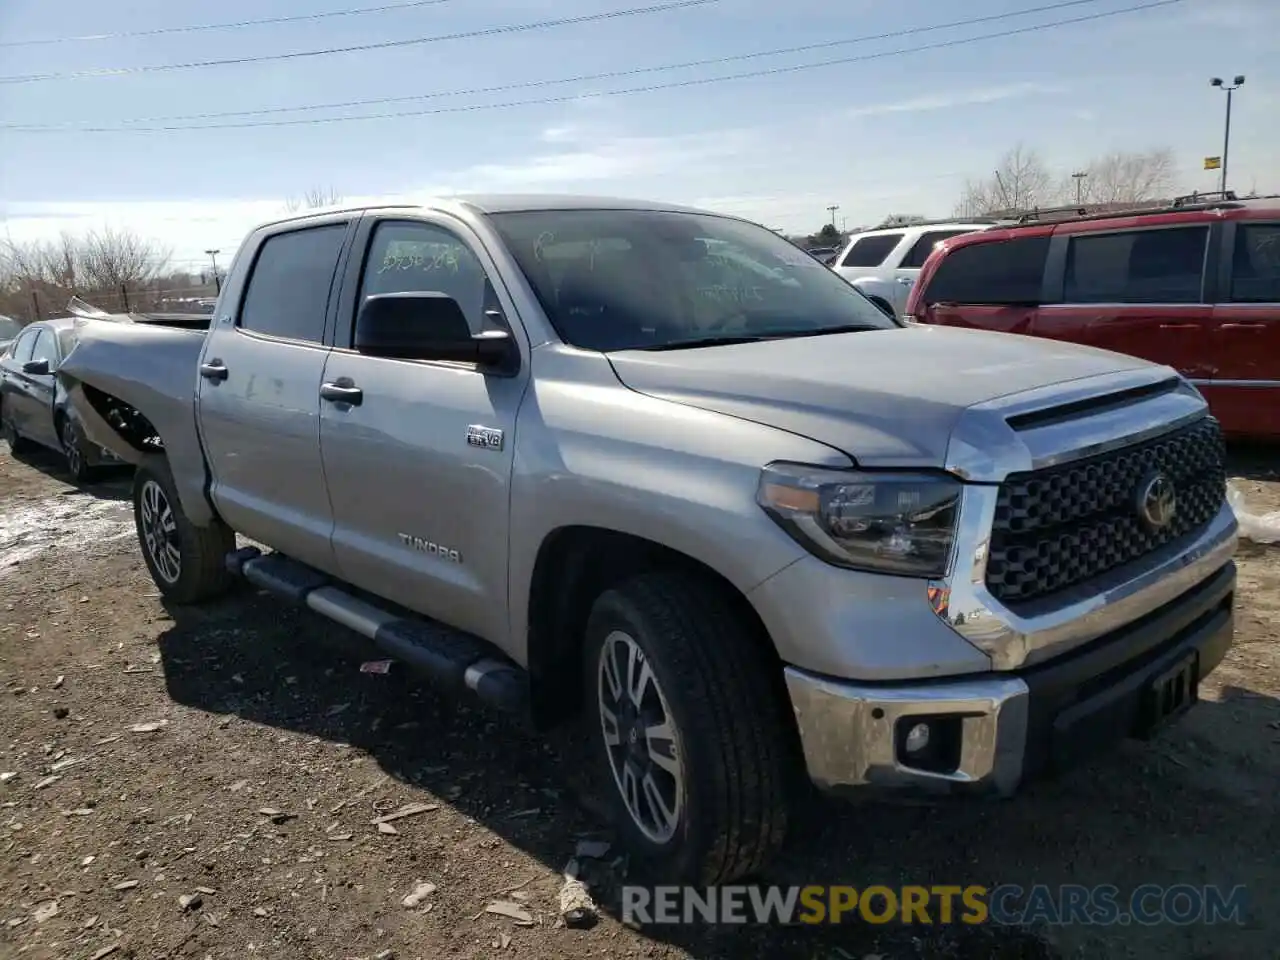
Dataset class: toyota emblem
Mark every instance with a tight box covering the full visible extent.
[1136,472,1177,531]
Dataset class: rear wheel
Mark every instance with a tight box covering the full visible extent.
[1,407,31,454]
[133,458,235,604]
[582,572,793,884]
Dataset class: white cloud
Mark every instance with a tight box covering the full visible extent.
[842,82,1067,120]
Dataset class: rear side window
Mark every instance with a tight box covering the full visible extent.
[839,233,902,268]
[1230,223,1280,303]
[900,230,972,269]
[11,330,37,363]
[1064,226,1208,305]
[923,236,1049,304]
[239,224,348,343]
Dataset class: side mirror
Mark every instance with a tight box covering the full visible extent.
[354,292,515,368]
[22,359,50,376]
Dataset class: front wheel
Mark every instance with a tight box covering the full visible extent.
[60,416,97,484]
[582,572,794,884]
[133,459,236,604]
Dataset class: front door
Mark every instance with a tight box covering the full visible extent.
[318,215,528,646]
[197,221,352,572]
[19,327,60,447]
[1032,224,1216,379]
[1204,221,1280,439]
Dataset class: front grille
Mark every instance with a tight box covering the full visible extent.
[985,417,1226,607]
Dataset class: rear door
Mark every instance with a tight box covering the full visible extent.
[1208,220,1280,438]
[196,219,354,572]
[1032,222,1215,377]
[22,327,61,447]
[1,329,39,437]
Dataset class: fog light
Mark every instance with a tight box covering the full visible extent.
[904,722,931,754]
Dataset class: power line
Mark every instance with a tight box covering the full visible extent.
[8,0,1113,127]
[0,0,459,48]
[0,0,719,84]
[1,0,1186,133]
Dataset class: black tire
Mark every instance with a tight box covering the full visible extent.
[1,405,32,455]
[133,457,235,604]
[58,415,98,485]
[581,571,793,885]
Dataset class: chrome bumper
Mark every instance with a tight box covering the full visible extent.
[784,669,1029,795]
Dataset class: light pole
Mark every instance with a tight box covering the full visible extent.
[826,204,840,228]
[205,249,221,293]
[1071,171,1088,205]
[1210,75,1245,195]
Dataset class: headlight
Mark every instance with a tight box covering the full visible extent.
[757,463,961,577]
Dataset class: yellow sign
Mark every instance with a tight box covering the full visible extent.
[1204,156,1222,170]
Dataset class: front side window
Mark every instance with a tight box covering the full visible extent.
[30,328,57,367]
[489,209,897,352]
[839,233,903,268]
[1230,223,1280,303]
[10,330,37,364]
[239,224,348,343]
[1064,226,1208,305]
[358,221,497,336]
[923,236,1049,304]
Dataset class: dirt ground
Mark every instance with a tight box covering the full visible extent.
[0,443,1277,960]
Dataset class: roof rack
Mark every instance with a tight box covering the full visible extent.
[1015,204,1089,224]
[1172,190,1237,207]
[870,216,1006,229]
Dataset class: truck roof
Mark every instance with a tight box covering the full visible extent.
[256,194,727,233]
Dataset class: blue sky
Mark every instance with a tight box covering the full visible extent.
[0,0,1276,269]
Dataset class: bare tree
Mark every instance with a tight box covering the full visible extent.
[1064,148,1176,206]
[954,144,1054,217]
[79,226,172,290]
[285,186,344,213]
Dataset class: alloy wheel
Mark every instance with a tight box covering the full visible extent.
[597,629,685,844]
[139,479,182,584]
[62,420,83,477]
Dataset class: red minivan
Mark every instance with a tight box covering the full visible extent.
[905,194,1280,440]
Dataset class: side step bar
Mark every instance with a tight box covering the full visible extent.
[225,547,529,715]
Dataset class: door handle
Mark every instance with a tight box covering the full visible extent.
[897,277,915,286]
[199,360,229,381]
[1220,322,1266,330]
[1158,323,1199,330]
[320,380,363,406]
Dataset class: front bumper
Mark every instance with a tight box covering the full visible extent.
[786,560,1235,795]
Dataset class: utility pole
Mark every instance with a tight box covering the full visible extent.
[1071,171,1088,205]
[205,249,222,293]
[1210,75,1245,194]
[994,170,1011,209]
[826,204,840,228]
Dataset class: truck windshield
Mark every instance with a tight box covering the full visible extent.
[488,209,897,352]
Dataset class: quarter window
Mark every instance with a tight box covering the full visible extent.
[1230,223,1280,303]
[839,233,903,268]
[1064,226,1208,305]
[239,224,348,343]
[900,230,973,269]
[922,236,1049,304]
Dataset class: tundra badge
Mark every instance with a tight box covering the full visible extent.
[466,424,504,451]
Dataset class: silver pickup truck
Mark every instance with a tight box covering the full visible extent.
[56,196,1238,884]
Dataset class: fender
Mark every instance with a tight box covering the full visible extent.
[57,319,217,525]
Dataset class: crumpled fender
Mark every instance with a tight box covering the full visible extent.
[57,319,216,525]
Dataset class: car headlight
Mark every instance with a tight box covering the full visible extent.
[757,463,961,577]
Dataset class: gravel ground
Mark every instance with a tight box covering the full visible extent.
[0,443,1277,960]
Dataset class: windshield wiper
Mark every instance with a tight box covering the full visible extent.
[759,324,888,339]
[640,335,769,351]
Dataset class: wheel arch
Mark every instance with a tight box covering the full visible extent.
[524,525,792,733]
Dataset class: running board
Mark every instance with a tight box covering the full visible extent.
[225,547,529,715]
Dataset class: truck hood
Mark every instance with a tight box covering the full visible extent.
[606,324,1153,467]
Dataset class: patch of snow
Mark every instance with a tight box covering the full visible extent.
[0,493,133,576]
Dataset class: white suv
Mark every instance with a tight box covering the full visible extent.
[832,220,1003,317]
